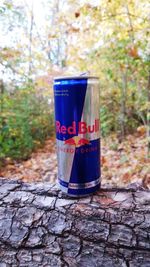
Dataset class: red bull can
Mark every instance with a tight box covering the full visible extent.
[53,76,100,196]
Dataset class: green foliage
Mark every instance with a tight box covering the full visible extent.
[100,106,116,136]
[0,85,54,160]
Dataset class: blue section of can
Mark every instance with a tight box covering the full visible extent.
[69,139,100,184]
[53,76,100,196]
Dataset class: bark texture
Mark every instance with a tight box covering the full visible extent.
[0,178,150,267]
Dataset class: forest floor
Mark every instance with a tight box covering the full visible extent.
[0,131,150,189]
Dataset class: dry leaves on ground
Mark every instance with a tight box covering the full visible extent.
[0,132,150,189]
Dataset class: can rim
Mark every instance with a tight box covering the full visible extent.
[54,76,99,81]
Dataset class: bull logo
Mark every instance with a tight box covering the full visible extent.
[64,136,90,147]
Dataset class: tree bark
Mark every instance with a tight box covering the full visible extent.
[0,79,4,114]
[0,178,150,267]
[147,69,150,158]
[0,79,5,134]
[28,1,34,77]
[120,69,127,141]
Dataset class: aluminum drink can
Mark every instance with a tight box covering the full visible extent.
[53,76,100,196]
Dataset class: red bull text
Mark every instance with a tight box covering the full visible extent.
[53,76,101,196]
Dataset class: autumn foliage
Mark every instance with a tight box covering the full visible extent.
[0,0,150,164]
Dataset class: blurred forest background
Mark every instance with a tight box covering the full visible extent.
[0,0,150,186]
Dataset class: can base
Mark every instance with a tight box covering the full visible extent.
[59,182,101,198]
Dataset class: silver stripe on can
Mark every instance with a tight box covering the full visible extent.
[56,139,75,184]
[59,184,68,193]
[68,178,100,189]
[79,79,100,141]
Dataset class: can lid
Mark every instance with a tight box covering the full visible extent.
[54,76,99,81]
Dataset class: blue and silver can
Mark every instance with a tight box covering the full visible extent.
[53,76,100,196]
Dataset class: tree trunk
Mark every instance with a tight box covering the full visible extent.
[0,79,5,133]
[0,178,150,267]
[120,69,127,141]
[28,1,34,77]
[0,79,4,114]
[147,69,150,158]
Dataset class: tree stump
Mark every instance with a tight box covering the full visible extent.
[0,178,150,267]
